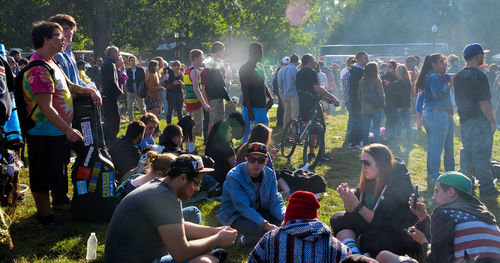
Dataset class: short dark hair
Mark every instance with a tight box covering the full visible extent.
[301,54,314,66]
[125,120,145,140]
[211,41,225,54]
[128,55,137,61]
[139,112,159,126]
[227,112,245,139]
[405,56,417,65]
[356,51,368,60]
[249,42,263,59]
[48,14,77,30]
[32,21,63,49]
[18,58,28,66]
[290,53,299,63]
[76,60,85,68]
[9,50,20,57]
[159,124,183,146]
[190,49,203,61]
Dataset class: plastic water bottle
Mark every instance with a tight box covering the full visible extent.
[86,232,97,260]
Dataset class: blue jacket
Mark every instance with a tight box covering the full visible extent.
[217,162,285,227]
[277,63,298,98]
[423,71,452,112]
[54,44,87,87]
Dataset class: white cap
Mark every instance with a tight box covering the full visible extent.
[282,56,290,64]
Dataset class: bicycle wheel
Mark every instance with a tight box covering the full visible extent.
[302,122,325,170]
[281,119,299,158]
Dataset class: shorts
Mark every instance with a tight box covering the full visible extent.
[209,99,225,124]
[145,96,161,111]
[26,135,71,192]
[188,107,203,137]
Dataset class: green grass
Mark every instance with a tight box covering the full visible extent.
[1,107,499,263]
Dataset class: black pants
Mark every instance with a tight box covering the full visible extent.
[348,103,362,146]
[102,97,120,147]
[330,211,420,257]
[167,91,183,124]
[276,95,284,127]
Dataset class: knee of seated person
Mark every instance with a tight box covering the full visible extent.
[376,250,398,263]
[189,255,218,263]
[329,211,346,232]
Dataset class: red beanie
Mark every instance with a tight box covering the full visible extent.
[284,191,320,223]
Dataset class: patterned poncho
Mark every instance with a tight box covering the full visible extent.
[248,219,351,263]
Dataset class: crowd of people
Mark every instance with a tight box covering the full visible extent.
[0,12,499,263]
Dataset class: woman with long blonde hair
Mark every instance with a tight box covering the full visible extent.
[390,64,413,144]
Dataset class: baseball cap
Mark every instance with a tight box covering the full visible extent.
[284,191,320,223]
[463,43,484,61]
[436,171,473,197]
[246,142,267,157]
[170,154,214,174]
[282,56,290,64]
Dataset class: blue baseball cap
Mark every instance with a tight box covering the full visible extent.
[463,43,484,61]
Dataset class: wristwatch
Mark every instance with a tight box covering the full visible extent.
[354,202,363,213]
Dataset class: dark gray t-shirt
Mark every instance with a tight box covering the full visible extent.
[104,179,183,263]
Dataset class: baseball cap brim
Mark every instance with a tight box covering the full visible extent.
[198,167,214,173]
[246,152,267,157]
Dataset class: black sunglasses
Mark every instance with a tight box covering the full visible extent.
[360,159,372,167]
[189,177,202,189]
[247,156,267,164]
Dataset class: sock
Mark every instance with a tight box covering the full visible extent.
[342,238,360,254]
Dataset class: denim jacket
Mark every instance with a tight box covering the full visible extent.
[217,162,285,227]
[54,44,87,87]
[423,71,452,112]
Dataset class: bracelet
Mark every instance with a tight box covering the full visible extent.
[354,202,363,213]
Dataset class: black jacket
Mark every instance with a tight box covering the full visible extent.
[100,58,121,99]
[348,66,364,106]
[125,67,146,93]
[203,67,230,101]
[389,79,412,109]
[109,136,141,182]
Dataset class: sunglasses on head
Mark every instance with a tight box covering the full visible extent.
[360,159,372,167]
[246,156,267,164]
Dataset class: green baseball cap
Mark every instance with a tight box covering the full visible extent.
[436,171,473,196]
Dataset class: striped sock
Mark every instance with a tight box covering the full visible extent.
[342,238,360,254]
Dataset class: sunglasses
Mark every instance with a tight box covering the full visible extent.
[360,159,372,167]
[247,156,267,164]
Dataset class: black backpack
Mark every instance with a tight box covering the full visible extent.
[278,168,327,193]
[13,60,55,135]
[0,56,13,126]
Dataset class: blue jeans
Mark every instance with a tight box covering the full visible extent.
[394,108,412,140]
[159,89,168,119]
[362,111,382,145]
[423,111,455,180]
[242,106,270,143]
[348,103,362,146]
[459,119,496,194]
[345,101,353,144]
[231,209,281,247]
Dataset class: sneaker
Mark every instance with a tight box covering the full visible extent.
[39,214,65,230]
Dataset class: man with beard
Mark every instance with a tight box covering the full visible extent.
[105,154,238,263]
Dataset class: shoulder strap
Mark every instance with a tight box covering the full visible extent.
[21,60,57,118]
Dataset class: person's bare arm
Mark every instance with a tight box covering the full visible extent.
[191,69,210,111]
[479,100,497,135]
[35,93,83,142]
[158,223,237,262]
[313,84,340,106]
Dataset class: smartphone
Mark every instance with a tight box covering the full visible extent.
[412,186,419,209]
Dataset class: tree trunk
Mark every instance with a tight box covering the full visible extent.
[90,0,110,58]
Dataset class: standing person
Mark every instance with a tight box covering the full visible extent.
[202,42,234,135]
[49,14,87,87]
[239,42,273,142]
[87,56,102,88]
[454,43,498,198]
[101,45,123,147]
[348,52,369,149]
[125,55,146,121]
[165,60,184,124]
[358,63,385,146]
[277,53,299,128]
[341,56,356,146]
[391,65,413,144]
[184,49,211,153]
[273,57,289,128]
[248,191,351,263]
[105,154,237,263]
[321,61,338,115]
[381,60,397,141]
[414,54,454,184]
[217,142,286,247]
[145,60,165,117]
[23,21,101,227]
[8,51,20,76]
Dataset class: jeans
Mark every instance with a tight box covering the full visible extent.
[159,89,168,120]
[242,106,270,143]
[459,119,496,194]
[126,92,146,121]
[362,111,382,145]
[345,101,353,144]
[384,107,396,139]
[102,97,120,147]
[166,91,183,124]
[231,209,281,247]
[423,111,455,181]
[152,206,201,263]
[348,102,362,146]
[394,108,412,140]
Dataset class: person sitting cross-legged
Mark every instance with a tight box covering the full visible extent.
[248,191,351,263]
[217,142,286,247]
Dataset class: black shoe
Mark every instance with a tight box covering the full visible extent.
[210,248,227,263]
[39,214,65,230]
[52,197,71,210]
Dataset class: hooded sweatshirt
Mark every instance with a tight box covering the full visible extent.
[417,197,500,263]
[248,219,351,263]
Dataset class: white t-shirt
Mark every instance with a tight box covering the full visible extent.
[318,72,327,88]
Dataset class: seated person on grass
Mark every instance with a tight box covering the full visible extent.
[109,120,145,182]
[249,191,351,263]
[138,112,159,148]
[377,171,500,263]
[217,142,286,247]
[105,154,238,263]
[160,123,186,155]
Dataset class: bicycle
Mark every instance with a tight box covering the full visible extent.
[281,101,326,170]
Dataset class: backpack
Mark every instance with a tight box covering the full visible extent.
[0,56,13,126]
[13,60,55,135]
[278,168,327,193]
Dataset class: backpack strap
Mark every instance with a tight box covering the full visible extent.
[22,60,57,118]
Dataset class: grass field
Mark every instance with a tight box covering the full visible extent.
[1,106,499,263]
